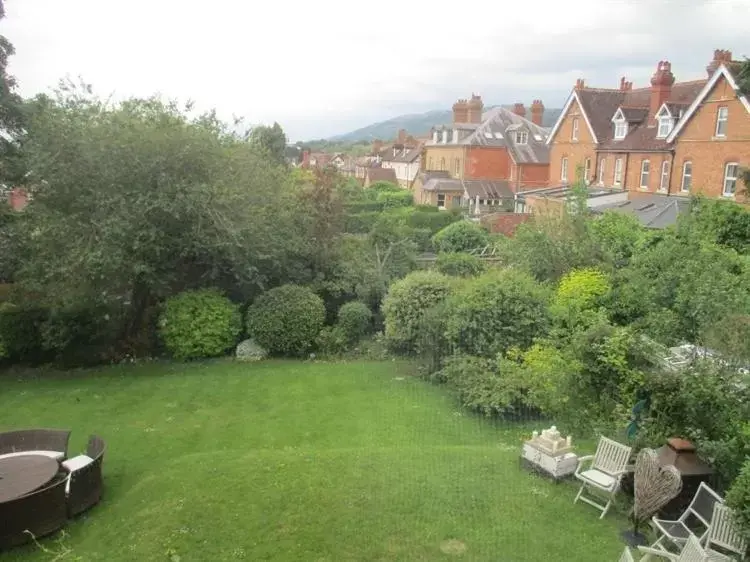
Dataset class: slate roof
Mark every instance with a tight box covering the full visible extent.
[576,80,706,152]
[378,145,422,163]
[590,194,691,228]
[421,176,513,199]
[429,107,550,164]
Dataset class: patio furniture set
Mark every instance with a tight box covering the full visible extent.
[521,427,747,561]
[0,429,106,550]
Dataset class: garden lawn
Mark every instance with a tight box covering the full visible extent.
[0,360,625,561]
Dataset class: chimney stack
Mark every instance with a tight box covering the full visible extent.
[301,150,310,168]
[467,94,484,124]
[707,49,733,77]
[650,60,675,120]
[397,128,407,145]
[372,139,384,154]
[619,76,633,91]
[512,102,526,117]
[452,98,469,123]
[575,78,586,90]
[530,100,544,126]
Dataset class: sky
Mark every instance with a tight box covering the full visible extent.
[3,0,750,141]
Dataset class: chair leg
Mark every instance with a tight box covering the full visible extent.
[599,496,612,519]
[574,482,585,504]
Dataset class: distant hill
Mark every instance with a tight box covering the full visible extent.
[326,106,563,143]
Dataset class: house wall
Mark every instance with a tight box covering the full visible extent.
[671,75,750,200]
[419,190,464,208]
[423,146,464,176]
[516,163,549,190]
[464,147,510,180]
[549,98,597,185]
[620,152,673,193]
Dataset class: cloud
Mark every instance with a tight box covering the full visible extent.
[3,0,750,140]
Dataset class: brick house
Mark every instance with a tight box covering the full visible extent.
[546,50,749,201]
[667,54,750,199]
[414,94,550,211]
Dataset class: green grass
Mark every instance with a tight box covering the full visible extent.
[0,360,626,561]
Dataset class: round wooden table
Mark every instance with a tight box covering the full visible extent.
[0,454,59,503]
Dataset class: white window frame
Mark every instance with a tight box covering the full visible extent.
[659,160,670,192]
[657,117,673,138]
[572,118,579,141]
[723,162,739,197]
[437,193,446,209]
[561,157,569,182]
[614,158,623,186]
[680,161,692,192]
[715,106,728,138]
[639,160,650,189]
[454,158,460,176]
[583,158,591,184]
[598,158,606,186]
[515,131,528,145]
[442,130,448,143]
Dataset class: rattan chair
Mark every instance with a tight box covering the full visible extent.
[64,435,105,517]
[0,471,69,550]
[0,429,71,461]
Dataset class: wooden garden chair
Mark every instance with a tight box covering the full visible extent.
[619,546,636,562]
[637,534,709,561]
[703,503,746,561]
[649,482,724,555]
[574,436,632,518]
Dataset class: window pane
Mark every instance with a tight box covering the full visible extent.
[681,162,692,191]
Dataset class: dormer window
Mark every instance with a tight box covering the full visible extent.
[441,130,448,143]
[612,108,627,140]
[432,131,438,143]
[515,131,528,144]
[656,105,674,138]
[452,129,459,143]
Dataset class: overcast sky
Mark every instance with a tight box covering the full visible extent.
[3,0,750,141]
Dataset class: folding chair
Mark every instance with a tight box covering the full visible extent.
[574,436,632,518]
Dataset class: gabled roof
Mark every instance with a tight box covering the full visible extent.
[546,90,599,144]
[666,63,750,142]
[365,167,398,184]
[433,107,550,164]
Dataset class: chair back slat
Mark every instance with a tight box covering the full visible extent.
[678,535,709,562]
[592,437,632,476]
[687,482,724,527]
[707,503,746,555]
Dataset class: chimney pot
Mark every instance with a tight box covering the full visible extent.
[706,49,733,77]
[650,59,675,121]
[530,99,544,126]
[512,102,526,117]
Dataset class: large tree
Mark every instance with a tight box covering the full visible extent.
[248,122,287,166]
[0,0,26,186]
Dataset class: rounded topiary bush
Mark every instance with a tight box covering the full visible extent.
[432,220,490,253]
[159,289,242,360]
[337,301,372,343]
[444,269,550,358]
[435,252,486,277]
[235,338,268,362]
[382,270,453,354]
[246,284,325,356]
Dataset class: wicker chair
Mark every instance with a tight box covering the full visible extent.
[64,435,105,517]
[0,471,69,550]
[0,429,71,461]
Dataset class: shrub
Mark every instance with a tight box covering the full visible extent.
[727,459,750,540]
[435,252,486,277]
[554,267,610,312]
[432,220,490,253]
[235,338,268,362]
[159,289,241,360]
[377,190,413,209]
[337,301,372,343]
[246,284,325,356]
[382,270,453,354]
[41,304,122,366]
[444,269,550,358]
[0,302,49,363]
[315,326,349,356]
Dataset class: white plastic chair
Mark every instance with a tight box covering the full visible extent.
[704,503,746,561]
[574,436,632,518]
[637,534,709,561]
[649,482,724,554]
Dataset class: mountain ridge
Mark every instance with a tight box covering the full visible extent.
[325,105,562,143]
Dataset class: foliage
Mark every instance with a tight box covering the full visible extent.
[678,197,750,254]
[41,304,123,366]
[443,269,550,358]
[435,252,486,277]
[703,314,750,364]
[554,267,610,311]
[248,122,287,166]
[0,302,48,363]
[246,284,325,356]
[737,57,750,97]
[0,0,27,187]
[336,301,372,343]
[235,338,268,362]
[587,211,646,267]
[315,326,349,356]
[382,270,453,354]
[727,459,750,540]
[432,220,490,253]
[158,289,241,360]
